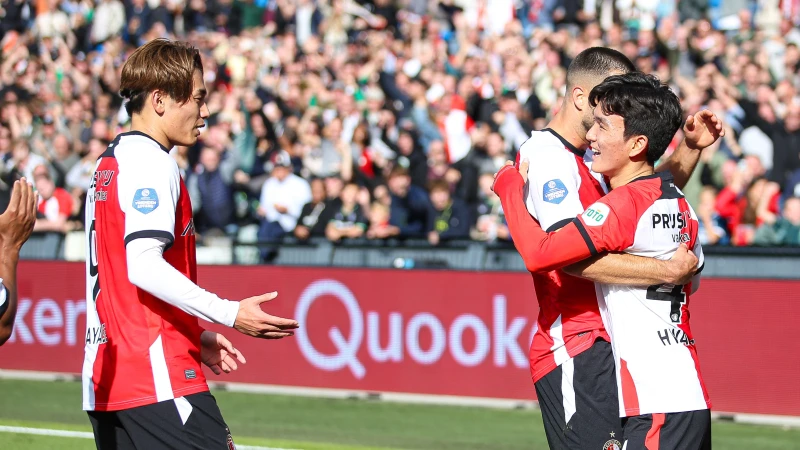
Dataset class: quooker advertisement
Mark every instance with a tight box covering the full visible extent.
[4,261,800,417]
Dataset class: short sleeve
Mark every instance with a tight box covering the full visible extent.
[693,239,705,274]
[0,278,7,317]
[117,151,181,247]
[519,141,584,232]
[574,194,638,255]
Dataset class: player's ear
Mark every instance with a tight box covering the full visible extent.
[628,135,648,160]
[571,85,586,111]
[151,90,166,115]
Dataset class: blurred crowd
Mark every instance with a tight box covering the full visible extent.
[1,0,800,256]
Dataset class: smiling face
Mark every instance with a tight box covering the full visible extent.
[162,69,209,147]
[586,103,642,178]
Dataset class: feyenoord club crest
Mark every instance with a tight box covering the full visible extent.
[603,439,623,450]
[226,428,236,450]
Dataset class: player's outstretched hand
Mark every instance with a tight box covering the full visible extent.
[201,330,246,375]
[664,244,699,286]
[684,109,725,151]
[233,292,299,339]
[0,178,37,251]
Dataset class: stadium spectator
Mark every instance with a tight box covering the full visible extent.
[33,163,73,233]
[2,0,800,252]
[258,150,311,260]
[386,166,429,238]
[426,179,471,245]
[325,182,368,242]
[471,172,510,243]
[188,147,237,235]
[754,196,800,245]
[295,177,333,241]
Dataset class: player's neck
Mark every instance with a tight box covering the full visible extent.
[130,115,172,151]
[608,164,654,190]
[547,110,589,150]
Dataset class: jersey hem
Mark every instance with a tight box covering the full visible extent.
[622,404,712,417]
[83,383,210,412]
[531,331,610,383]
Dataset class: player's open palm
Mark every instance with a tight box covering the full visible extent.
[234,292,299,339]
[201,331,246,375]
[684,109,725,150]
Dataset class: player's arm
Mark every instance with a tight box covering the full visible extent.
[493,164,597,273]
[561,247,699,287]
[655,109,724,189]
[120,153,298,338]
[0,179,37,345]
[120,154,240,326]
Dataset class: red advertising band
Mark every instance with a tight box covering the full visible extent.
[4,262,800,417]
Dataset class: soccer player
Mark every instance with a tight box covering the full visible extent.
[83,39,299,449]
[509,47,722,449]
[0,178,37,345]
[494,72,711,449]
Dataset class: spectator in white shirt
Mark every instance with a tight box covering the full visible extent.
[257,150,311,261]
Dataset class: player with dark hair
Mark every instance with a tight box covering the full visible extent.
[495,72,711,450]
[512,46,722,449]
[83,38,299,449]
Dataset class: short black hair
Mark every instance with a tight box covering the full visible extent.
[589,72,682,165]
[566,47,636,91]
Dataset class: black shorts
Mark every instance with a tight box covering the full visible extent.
[622,409,711,450]
[87,391,235,450]
[534,339,623,450]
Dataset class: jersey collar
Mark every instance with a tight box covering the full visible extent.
[542,128,585,157]
[631,171,673,183]
[120,131,171,154]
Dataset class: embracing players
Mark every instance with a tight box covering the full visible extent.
[507,47,722,450]
[495,72,711,449]
[83,39,299,449]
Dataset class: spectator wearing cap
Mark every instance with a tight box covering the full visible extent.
[33,164,73,234]
[294,178,333,241]
[426,179,471,246]
[325,182,368,242]
[386,166,429,238]
[257,151,312,260]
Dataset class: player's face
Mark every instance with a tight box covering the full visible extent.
[586,104,631,177]
[164,69,209,147]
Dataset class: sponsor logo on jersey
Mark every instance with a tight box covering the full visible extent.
[652,212,689,229]
[184,369,196,380]
[542,179,568,204]
[582,202,610,226]
[603,439,622,450]
[132,188,159,214]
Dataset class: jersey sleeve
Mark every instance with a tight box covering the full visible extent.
[118,153,181,248]
[518,141,584,231]
[573,190,638,254]
[0,278,7,318]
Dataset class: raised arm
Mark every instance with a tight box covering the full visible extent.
[656,109,725,189]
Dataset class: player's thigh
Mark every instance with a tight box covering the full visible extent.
[181,391,235,449]
[535,364,576,450]
[88,410,136,450]
[622,410,711,450]
[571,340,624,449]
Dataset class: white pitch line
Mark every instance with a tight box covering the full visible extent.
[0,425,300,450]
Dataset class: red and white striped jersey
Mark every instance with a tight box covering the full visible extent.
[516,129,610,382]
[575,172,710,416]
[83,131,207,411]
